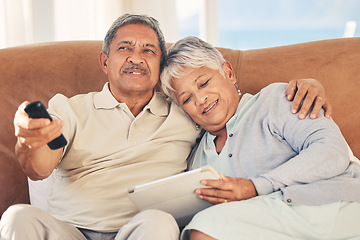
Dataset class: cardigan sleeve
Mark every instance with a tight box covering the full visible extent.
[250,84,350,196]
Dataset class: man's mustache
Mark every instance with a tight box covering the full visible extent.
[121,64,149,74]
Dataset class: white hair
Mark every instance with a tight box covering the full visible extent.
[160,36,225,103]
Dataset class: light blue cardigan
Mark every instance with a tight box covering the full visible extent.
[191,83,360,206]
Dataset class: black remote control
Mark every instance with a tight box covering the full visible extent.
[24,101,67,150]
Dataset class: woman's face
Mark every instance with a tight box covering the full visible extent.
[172,62,240,134]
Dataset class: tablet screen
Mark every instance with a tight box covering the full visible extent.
[128,165,220,226]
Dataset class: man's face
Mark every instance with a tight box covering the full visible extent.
[100,24,162,101]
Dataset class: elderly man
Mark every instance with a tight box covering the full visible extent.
[0,14,330,240]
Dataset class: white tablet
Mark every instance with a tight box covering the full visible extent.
[128,165,221,227]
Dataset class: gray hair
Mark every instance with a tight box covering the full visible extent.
[160,36,226,102]
[102,14,167,72]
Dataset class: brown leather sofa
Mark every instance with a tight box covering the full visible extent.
[1,38,360,219]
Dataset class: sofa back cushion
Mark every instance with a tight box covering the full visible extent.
[1,38,359,218]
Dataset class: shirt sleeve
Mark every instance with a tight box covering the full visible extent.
[47,93,76,161]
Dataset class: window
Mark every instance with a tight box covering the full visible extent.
[176,0,359,49]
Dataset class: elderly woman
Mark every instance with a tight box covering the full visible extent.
[161,36,360,240]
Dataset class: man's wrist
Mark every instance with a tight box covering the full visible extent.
[15,138,32,153]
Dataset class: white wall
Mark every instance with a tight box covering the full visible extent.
[0,0,181,48]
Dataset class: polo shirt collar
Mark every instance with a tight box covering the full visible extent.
[94,82,121,109]
[94,82,169,116]
[144,92,169,116]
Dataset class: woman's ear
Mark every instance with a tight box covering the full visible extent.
[223,61,237,84]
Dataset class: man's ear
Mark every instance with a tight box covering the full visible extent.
[99,51,109,74]
[223,61,237,84]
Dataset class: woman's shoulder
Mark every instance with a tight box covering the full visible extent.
[256,83,290,106]
[259,82,288,96]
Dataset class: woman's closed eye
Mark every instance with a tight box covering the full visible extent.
[183,95,191,105]
[200,79,210,88]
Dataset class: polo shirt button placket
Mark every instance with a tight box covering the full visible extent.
[228,133,234,158]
